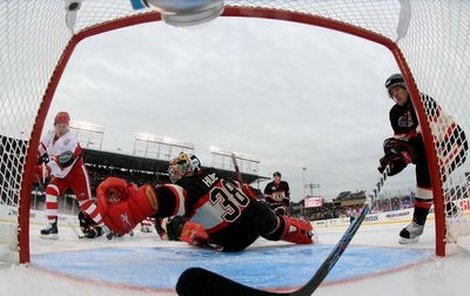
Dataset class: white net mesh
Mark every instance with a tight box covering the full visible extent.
[399,2,470,247]
[1,0,469,261]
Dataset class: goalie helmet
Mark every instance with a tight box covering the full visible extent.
[168,152,201,183]
[385,73,407,97]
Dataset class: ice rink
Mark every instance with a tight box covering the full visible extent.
[1,220,469,296]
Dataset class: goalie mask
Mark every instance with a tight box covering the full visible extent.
[168,152,201,183]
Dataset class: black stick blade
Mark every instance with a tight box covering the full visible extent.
[176,267,280,296]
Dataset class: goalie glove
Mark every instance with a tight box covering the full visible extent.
[378,137,415,176]
[166,216,209,247]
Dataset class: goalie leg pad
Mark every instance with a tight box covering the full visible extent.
[97,177,159,235]
[263,215,314,245]
[280,216,314,245]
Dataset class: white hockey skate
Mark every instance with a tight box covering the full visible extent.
[399,221,424,244]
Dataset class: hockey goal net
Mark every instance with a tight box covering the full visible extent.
[1,1,469,263]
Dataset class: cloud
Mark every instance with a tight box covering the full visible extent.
[46,17,416,201]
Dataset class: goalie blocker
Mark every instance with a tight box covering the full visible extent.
[96,155,314,251]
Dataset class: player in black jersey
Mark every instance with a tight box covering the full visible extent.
[378,73,467,244]
[263,171,290,215]
[96,153,315,251]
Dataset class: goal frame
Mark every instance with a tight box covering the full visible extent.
[17,7,445,263]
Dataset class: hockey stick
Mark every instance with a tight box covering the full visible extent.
[231,153,244,184]
[230,152,262,203]
[175,166,390,296]
[66,219,85,239]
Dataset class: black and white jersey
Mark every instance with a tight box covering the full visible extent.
[263,181,290,205]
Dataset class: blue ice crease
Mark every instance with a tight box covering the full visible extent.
[33,244,433,290]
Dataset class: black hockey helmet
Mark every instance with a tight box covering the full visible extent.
[385,73,407,97]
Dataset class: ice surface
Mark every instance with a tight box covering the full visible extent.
[32,245,433,290]
[0,221,469,296]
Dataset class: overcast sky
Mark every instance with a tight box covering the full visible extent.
[44,17,416,202]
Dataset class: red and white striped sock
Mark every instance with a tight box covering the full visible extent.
[79,199,103,226]
[45,194,58,224]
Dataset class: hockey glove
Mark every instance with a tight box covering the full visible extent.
[378,138,415,176]
[378,153,409,176]
[383,137,415,162]
[166,216,209,247]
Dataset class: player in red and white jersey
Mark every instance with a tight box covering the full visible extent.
[96,153,315,251]
[35,112,104,239]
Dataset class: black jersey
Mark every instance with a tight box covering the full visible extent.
[389,99,419,140]
[263,181,290,205]
[154,168,251,234]
[389,94,467,176]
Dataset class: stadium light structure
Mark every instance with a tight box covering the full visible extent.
[133,132,195,160]
[304,183,320,196]
[69,121,104,150]
[210,146,260,174]
[210,146,260,163]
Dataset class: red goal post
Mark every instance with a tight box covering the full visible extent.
[1,1,469,263]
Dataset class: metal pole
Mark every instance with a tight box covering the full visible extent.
[302,167,306,219]
[302,167,306,198]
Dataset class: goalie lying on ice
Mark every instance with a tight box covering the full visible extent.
[96,152,315,251]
